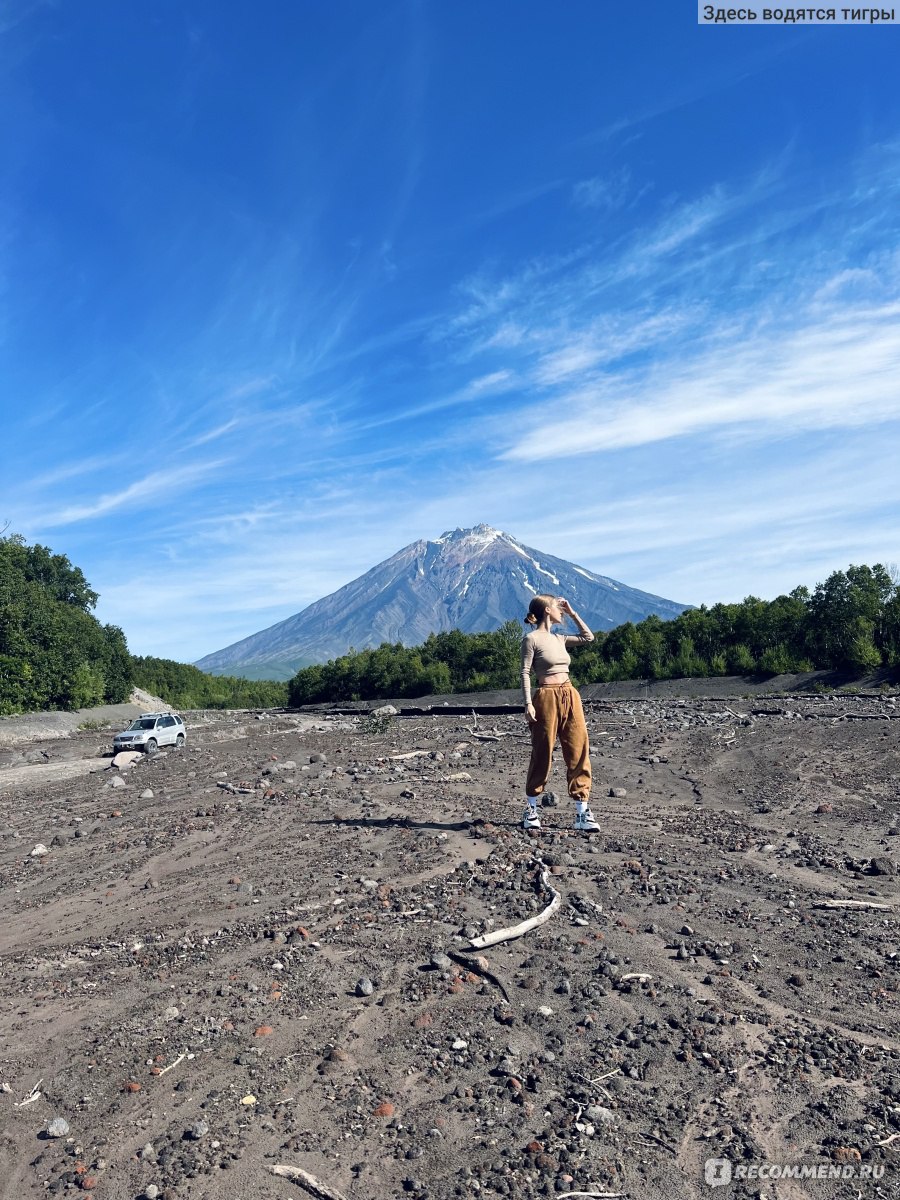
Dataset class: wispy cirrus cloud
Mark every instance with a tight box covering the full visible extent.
[35,461,228,527]
[504,299,900,461]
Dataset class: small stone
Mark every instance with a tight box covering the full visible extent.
[832,1146,861,1164]
[816,802,833,814]
[30,843,50,857]
[452,1038,468,1051]
[586,1105,617,1125]
[254,1024,274,1037]
[124,1081,141,1093]
[112,750,142,769]
[110,775,127,789]
[430,953,452,971]
[240,1094,256,1106]
[47,1117,70,1138]
[869,856,896,876]
[188,1119,209,1140]
[373,1100,395,1117]
[609,787,627,798]
[140,789,154,800]
[145,1187,160,1200]
[140,1143,156,1161]
[164,1006,179,1021]
[309,753,327,764]
[371,705,397,717]
[355,977,375,997]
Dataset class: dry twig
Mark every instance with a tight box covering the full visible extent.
[157,1053,185,1076]
[270,1164,350,1200]
[447,949,511,1001]
[14,1079,42,1108]
[467,865,561,949]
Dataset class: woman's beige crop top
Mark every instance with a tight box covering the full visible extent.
[521,627,594,705]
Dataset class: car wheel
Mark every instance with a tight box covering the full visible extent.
[175,733,185,748]
[145,738,158,754]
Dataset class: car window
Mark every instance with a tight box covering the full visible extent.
[130,719,157,730]
[161,716,175,728]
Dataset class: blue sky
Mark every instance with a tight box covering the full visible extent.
[2,1,899,663]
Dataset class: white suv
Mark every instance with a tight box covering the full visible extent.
[113,713,186,754]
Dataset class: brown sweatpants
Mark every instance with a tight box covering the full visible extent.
[526,682,592,804]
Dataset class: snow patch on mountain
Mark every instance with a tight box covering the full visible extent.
[195,524,690,678]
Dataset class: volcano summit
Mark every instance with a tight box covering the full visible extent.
[195,524,689,679]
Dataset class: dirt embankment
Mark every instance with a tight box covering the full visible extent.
[0,693,898,1199]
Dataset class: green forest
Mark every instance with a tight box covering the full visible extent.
[2,533,898,716]
[0,534,286,715]
[287,563,900,705]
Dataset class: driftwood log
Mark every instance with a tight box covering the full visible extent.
[467,865,561,949]
[270,1164,349,1200]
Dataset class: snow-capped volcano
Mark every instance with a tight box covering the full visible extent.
[195,524,689,679]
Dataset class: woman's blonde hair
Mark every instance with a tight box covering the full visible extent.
[524,594,557,626]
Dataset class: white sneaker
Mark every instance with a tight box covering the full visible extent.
[573,808,600,833]
[522,806,542,831]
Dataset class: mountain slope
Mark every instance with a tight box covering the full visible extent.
[195,524,689,679]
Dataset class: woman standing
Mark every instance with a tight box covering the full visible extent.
[521,594,599,833]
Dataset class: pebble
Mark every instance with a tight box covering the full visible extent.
[140,789,154,799]
[188,1119,209,1140]
[586,1104,617,1125]
[31,843,50,857]
[356,976,375,997]
[609,787,627,798]
[164,1006,179,1020]
[430,952,452,970]
[47,1117,70,1138]
[110,775,126,788]
[145,1186,160,1199]
[869,856,896,876]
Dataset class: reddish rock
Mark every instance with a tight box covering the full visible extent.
[832,1147,861,1164]
[816,803,833,814]
[254,1024,274,1037]
[124,1081,141,1093]
[373,1100,395,1118]
[413,1012,433,1028]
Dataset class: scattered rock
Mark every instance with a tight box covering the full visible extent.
[356,976,375,997]
[869,856,896,876]
[47,1117,70,1138]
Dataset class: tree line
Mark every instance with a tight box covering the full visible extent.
[287,563,900,704]
[0,535,286,715]
[130,656,287,710]
[3,533,897,716]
